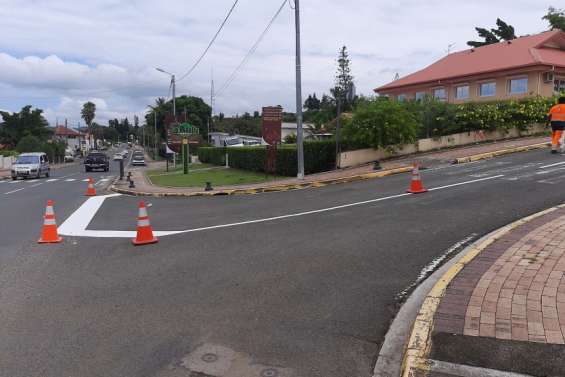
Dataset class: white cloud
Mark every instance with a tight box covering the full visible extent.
[0,0,551,124]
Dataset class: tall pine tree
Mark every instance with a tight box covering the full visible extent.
[331,46,355,111]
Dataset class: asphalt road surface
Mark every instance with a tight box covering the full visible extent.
[2,148,565,377]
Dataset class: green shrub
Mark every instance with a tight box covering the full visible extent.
[198,140,336,176]
[0,150,18,157]
[198,147,226,165]
[342,98,419,150]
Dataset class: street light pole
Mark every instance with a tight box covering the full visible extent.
[172,74,176,120]
[294,0,304,180]
[154,112,157,159]
[156,67,176,121]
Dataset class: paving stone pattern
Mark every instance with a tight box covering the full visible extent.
[434,208,565,345]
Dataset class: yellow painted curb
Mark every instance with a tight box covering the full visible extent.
[454,142,549,164]
[111,165,413,197]
[402,202,565,377]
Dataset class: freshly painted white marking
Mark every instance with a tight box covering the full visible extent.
[65,179,76,182]
[396,234,478,300]
[60,175,505,239]
[46,179,58,182]
[99,178,109,182]
[4,188,25,194]
[27,179,38,183]
[428,175,504,191]
[539,161,565,169]
[8,180,23,184]
[60,172,80,178]
[30,183,43,188]
[81,179,90,182]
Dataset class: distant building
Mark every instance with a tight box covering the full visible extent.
[376,30,565,103]
[209,132,266,147]
[281,122,315,141]
[52,125,86,151]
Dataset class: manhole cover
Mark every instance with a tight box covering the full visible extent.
[260,368,279,377]
[201,353,218,363]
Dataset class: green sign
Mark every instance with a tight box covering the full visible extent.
[172,123,200,136]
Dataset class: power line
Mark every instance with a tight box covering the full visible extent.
[216,0,287,97]
[177,0,239,82]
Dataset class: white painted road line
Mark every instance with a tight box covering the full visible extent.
[65,179,76,182]
[30,183,43,188]
[81,179,90,182]
[4,188,25,195]
[8,180,23,184]
[59,175,505,239]
[539,161,565,169]
[428,175,504,191]
[46,179,59,182]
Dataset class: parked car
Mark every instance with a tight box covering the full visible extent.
[11,152,50,180]
[64,154,74,162]
[84,151,109,172]
[113,153,123,161]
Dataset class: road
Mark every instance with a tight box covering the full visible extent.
[2,148,565,377]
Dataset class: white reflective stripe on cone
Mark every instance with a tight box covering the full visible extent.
[137,218,150,227]
[138,207,148,217]
[44,218,57,226]
[46,206,54,215]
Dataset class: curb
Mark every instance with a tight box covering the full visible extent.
[453,142,549,164]
[401,202,565,377]
[110,166,413,197]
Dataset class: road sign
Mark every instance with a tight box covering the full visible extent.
[262,106,282,145]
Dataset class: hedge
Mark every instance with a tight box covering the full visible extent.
[198,140,336,176]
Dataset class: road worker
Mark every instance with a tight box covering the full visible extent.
[549,96,565,154]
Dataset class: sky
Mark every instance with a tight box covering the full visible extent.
[0,0,554,127]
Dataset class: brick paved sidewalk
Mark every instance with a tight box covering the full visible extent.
[422,207,565,376]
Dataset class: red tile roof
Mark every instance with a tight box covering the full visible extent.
[53,125,83,137]
[376,30,565,92]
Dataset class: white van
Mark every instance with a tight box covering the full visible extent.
[11,152,50,180]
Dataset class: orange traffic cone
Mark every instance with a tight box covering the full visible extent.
[85,177,97,196]
[38,200,63,243]
[132,201,158,245]
[407,163,428,194]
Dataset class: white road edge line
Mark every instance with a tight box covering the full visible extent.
[539,161,565,169]
[4,188,25,194]
[58,175,505,239]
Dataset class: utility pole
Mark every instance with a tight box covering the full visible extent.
[209,69,214,144]
[295,0,304,179]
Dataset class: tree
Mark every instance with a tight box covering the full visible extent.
[304,93,321,111]
[543,7,565,31]
[467,18,516,47]
[81,101,96,132]
[16,135,43,153]
[253,111,260,118]
[0,105,51,148]
[331,46,355,111]
[343,98,418,150]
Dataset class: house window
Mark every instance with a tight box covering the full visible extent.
[509,78,528,94]
[555,79,565,93]
[433,88,447,101]
[455,85,469,100]
[415,92,426,101]
[479,82,496,97]
[397,94,407,102]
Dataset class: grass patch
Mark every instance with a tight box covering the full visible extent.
[147,166,282,187]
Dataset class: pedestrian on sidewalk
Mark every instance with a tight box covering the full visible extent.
[548,96,565,154]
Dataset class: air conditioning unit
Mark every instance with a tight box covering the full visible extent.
[543,71,554,83]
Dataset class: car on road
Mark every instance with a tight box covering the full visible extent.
[64,153,74,162]
[113,153,123,161]
[11,152,50,180]
[131,153,145,166]
[84,151,110,172]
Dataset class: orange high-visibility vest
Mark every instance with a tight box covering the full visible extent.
[549,104,565,125]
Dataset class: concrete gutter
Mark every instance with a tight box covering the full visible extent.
[110,166,413,197]
[453,142,549,164]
